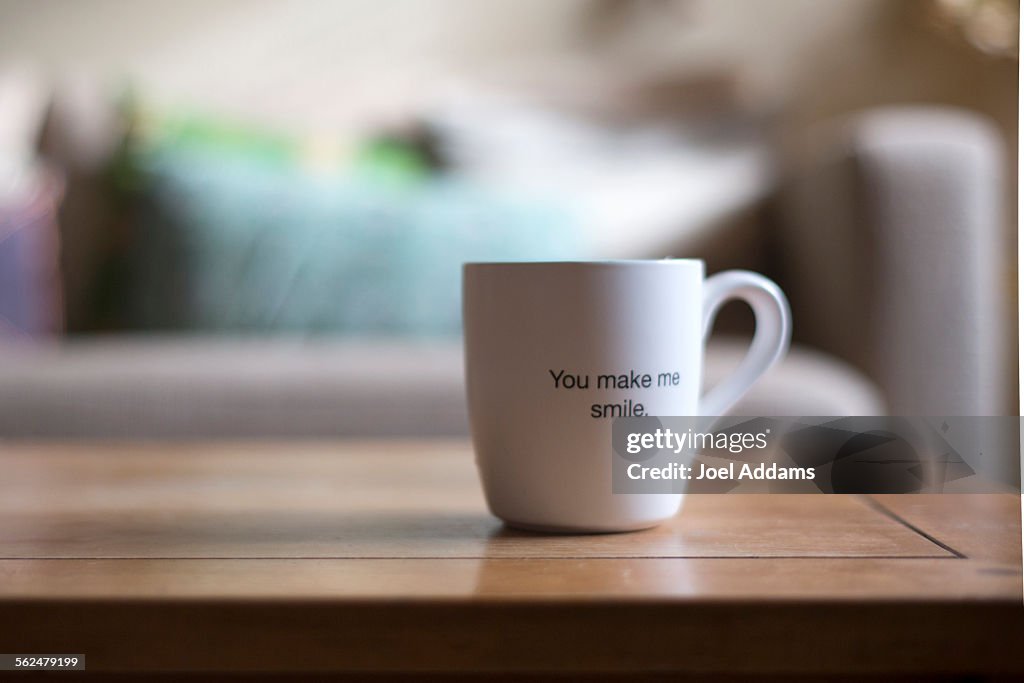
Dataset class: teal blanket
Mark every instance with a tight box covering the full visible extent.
[125,148,579,335]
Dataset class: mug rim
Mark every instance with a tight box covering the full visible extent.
[464,259,704,269]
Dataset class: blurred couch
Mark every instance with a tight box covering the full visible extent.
[0,95,1011,436]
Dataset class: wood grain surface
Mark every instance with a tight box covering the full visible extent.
[0,439,1020,675]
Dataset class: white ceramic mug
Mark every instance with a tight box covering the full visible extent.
[463,260,791,532]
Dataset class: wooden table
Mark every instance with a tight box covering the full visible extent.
[0,440,1020,678]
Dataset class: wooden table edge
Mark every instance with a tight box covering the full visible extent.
[2,598,1022,675]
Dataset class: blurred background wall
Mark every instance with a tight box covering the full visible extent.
[0,0,1015,130]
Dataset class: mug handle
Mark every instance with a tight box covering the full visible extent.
[700,270,792,416]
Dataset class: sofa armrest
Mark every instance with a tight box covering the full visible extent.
[780,107,1010,415]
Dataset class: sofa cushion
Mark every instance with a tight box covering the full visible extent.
[0,336,884,438]
[116,103,579,335]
